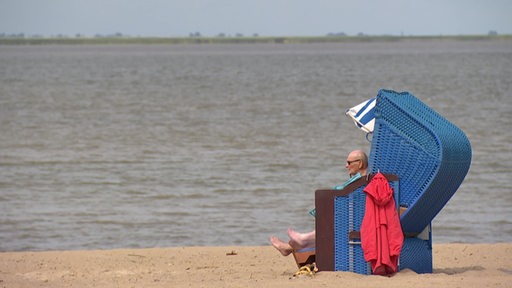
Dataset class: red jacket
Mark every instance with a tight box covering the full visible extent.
[361,172,404,275]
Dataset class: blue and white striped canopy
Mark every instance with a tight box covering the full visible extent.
[345,97,376,134]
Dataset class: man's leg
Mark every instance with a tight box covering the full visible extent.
[287,228,316,250]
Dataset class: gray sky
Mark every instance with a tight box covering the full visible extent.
[1,0,511,37]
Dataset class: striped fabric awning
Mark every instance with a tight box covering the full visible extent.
[345,97,376,133]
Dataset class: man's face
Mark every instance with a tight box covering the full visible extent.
[345,155,361,176]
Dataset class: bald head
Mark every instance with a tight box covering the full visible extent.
[346,150,368,176]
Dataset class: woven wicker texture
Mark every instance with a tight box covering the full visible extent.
[333,180,399,274]
[369,90,472,233]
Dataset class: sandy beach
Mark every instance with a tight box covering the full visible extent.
[1,243,510,287]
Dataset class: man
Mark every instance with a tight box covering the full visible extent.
[270,149,368,256]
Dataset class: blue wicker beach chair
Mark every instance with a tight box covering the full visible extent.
[315,89,472,274]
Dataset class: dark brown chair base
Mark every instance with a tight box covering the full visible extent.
[291,246,316,268]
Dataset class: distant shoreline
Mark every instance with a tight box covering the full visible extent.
[1,35,511,45]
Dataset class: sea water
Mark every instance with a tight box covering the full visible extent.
[1,40,511,251]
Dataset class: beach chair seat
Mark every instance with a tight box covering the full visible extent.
[315,174,399,274]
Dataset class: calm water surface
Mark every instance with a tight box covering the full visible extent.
[0,40,511,251]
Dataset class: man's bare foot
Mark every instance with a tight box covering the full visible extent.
[270,236,293,256]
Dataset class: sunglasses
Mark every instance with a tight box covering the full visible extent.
[346,159,361,165]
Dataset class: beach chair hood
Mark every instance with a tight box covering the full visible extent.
[345,97,376,134]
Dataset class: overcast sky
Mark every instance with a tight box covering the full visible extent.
[1,0,511,37]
